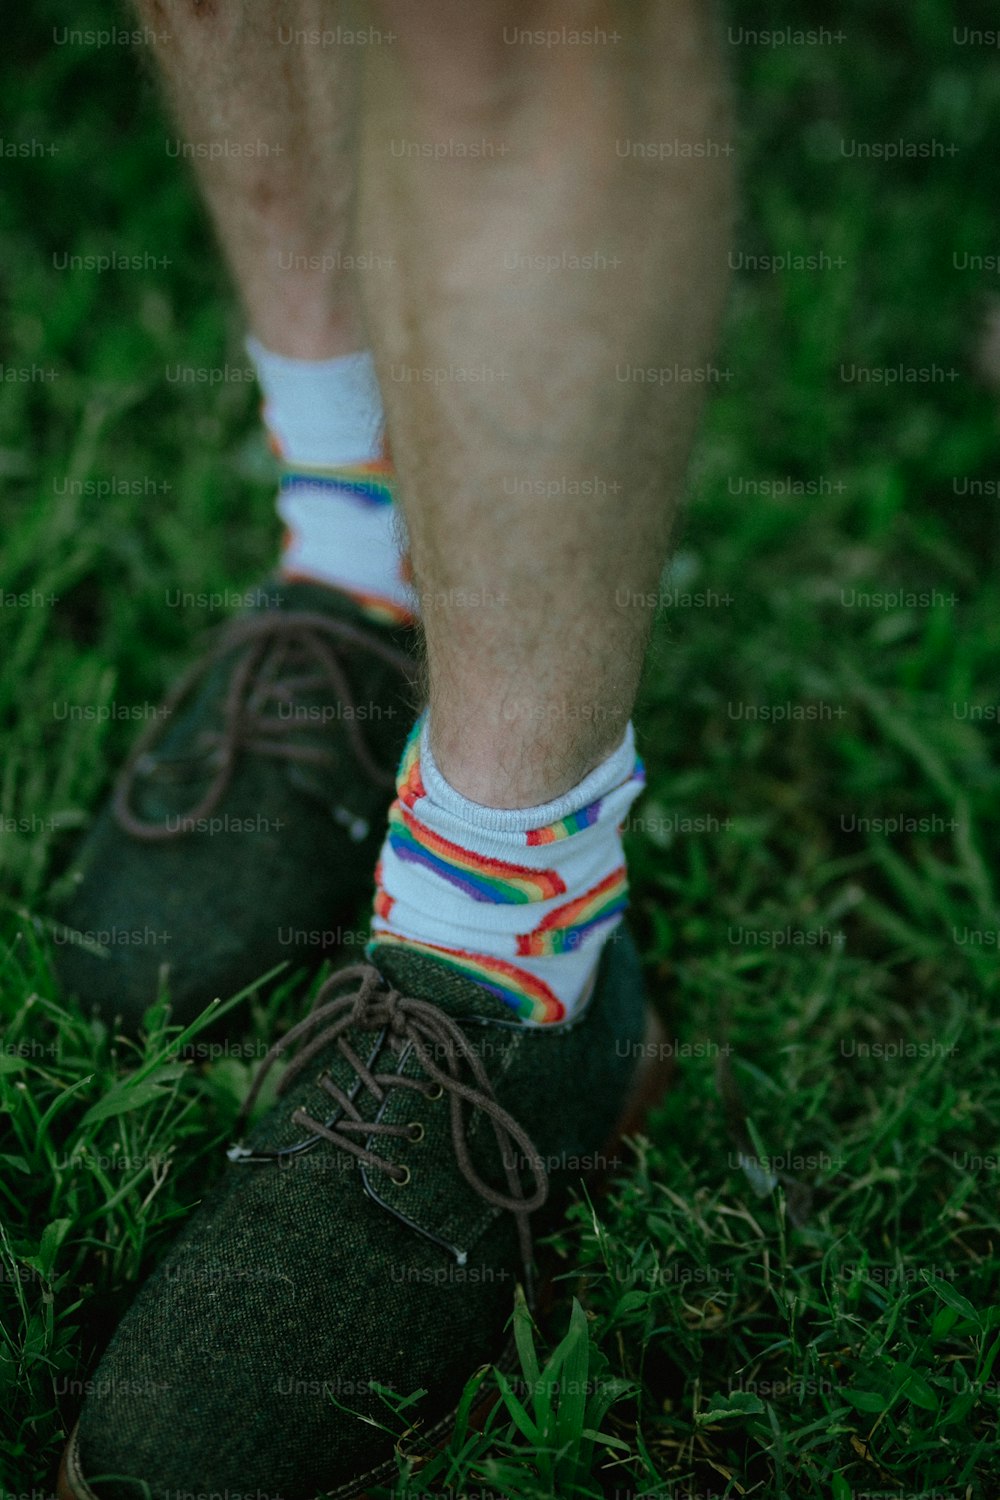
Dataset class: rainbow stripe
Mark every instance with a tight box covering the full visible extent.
[345,590,413,626]
[373,934,565,1024]
[516,866,628,957]
[373,859,394,919]
[386,803,565,905]
[396,722,426,807]
[279,567,414,626]
[280,457,396,509]
[373,890,394,919]
[526,799,602,845]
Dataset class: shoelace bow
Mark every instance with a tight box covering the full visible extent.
[113,610,413,841]
[229,964,549,1275]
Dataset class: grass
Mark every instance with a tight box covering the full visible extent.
[2,0,1000,1495]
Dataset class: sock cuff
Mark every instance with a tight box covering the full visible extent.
[417,717,640,834]
[246,336,385,466]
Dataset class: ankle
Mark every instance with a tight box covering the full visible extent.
[247,300,367,363]
[430,710,627,809]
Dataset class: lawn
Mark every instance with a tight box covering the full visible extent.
[2,0,999,1496]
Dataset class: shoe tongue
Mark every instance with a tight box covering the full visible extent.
[368,943,516,1025]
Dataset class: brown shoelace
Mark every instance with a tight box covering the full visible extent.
[229,964,549,1276]
[113,610,413,842]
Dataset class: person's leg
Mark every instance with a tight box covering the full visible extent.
[132,0,362,358]
[131,0,412,614]
[360,0,732,804]
[55,1,417,1031]
[359,0,733,1016]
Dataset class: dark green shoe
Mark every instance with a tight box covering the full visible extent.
[52,581,417,1033]
[58,930,661,1500]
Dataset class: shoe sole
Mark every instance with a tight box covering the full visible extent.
[57,1005,672,1500]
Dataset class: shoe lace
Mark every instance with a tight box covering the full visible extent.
[112,610,413,842]
[228,963,549,1276]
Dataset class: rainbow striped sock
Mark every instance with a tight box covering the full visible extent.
[247,338,417,624]
[370,716,645,1024]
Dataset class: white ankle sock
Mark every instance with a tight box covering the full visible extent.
[247,336,416,623]
[371,717,646,1023]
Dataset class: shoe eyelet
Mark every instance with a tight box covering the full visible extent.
[425,1083,444,1101]
[408,1122,425,1144]
[393,1165,412,1187]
